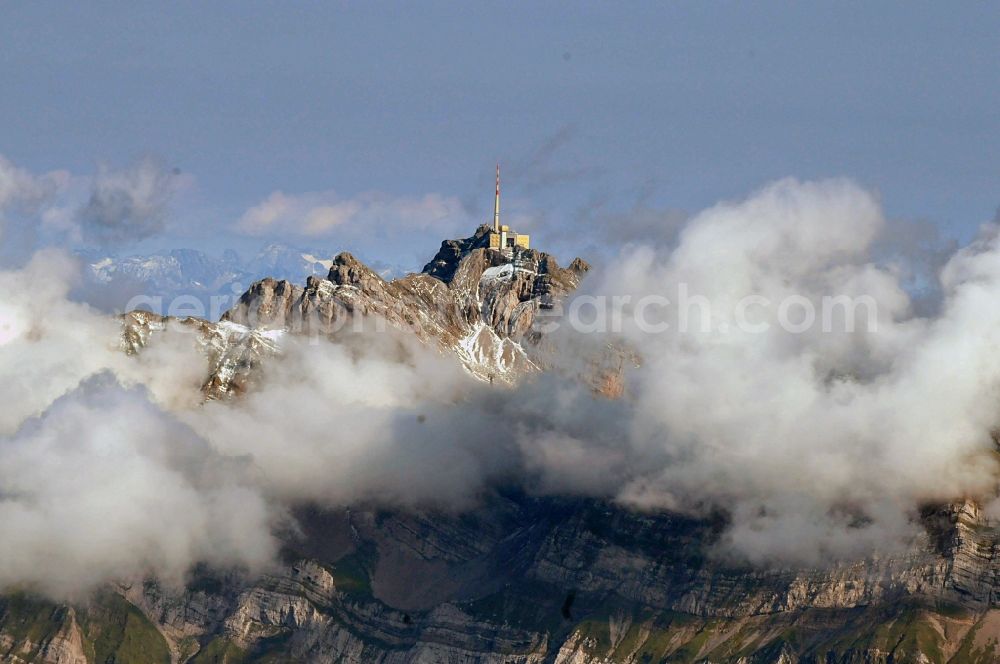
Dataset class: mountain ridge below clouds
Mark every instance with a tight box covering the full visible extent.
[8,226,1000,664]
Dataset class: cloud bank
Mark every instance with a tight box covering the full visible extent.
[557,178,1000,562]
[4,166,1000,597]
[0,375,276,599]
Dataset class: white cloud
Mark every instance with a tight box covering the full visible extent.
[237,189,468,237]
[0,156,70,263]
[548,178,1000,563]
[235,189,472,268]
[0,374,277,599]
[0,153,193,265]
[6,176,1000,597]
[0,155,65,211]
[0,251,276,598]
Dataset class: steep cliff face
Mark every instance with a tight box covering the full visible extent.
[9,496,1000,663]
[129,497,1000,662]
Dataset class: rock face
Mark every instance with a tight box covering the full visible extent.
[119,227,594,398]
[8,496,1000,663]
[17,230,999,662]
[122,226,589,399]
[121,310,283,400]
[219,225,589,384]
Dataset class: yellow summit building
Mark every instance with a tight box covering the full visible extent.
[487,163,529,256]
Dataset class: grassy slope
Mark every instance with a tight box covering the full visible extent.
[0,592,169,664]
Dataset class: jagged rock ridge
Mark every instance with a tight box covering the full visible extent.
[120,227,591,397]
[218,225,589,385]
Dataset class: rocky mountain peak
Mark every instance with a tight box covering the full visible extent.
[567,256,590,274]
[223,277,302,330]
[128,228,592,396]
[327,251,385,289]
[421,224,495,282]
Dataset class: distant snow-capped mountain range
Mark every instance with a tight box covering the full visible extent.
[81,244,405,314]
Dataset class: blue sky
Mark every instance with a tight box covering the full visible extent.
[2,2,999,270]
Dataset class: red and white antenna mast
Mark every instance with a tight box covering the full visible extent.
[493,162,501,233]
